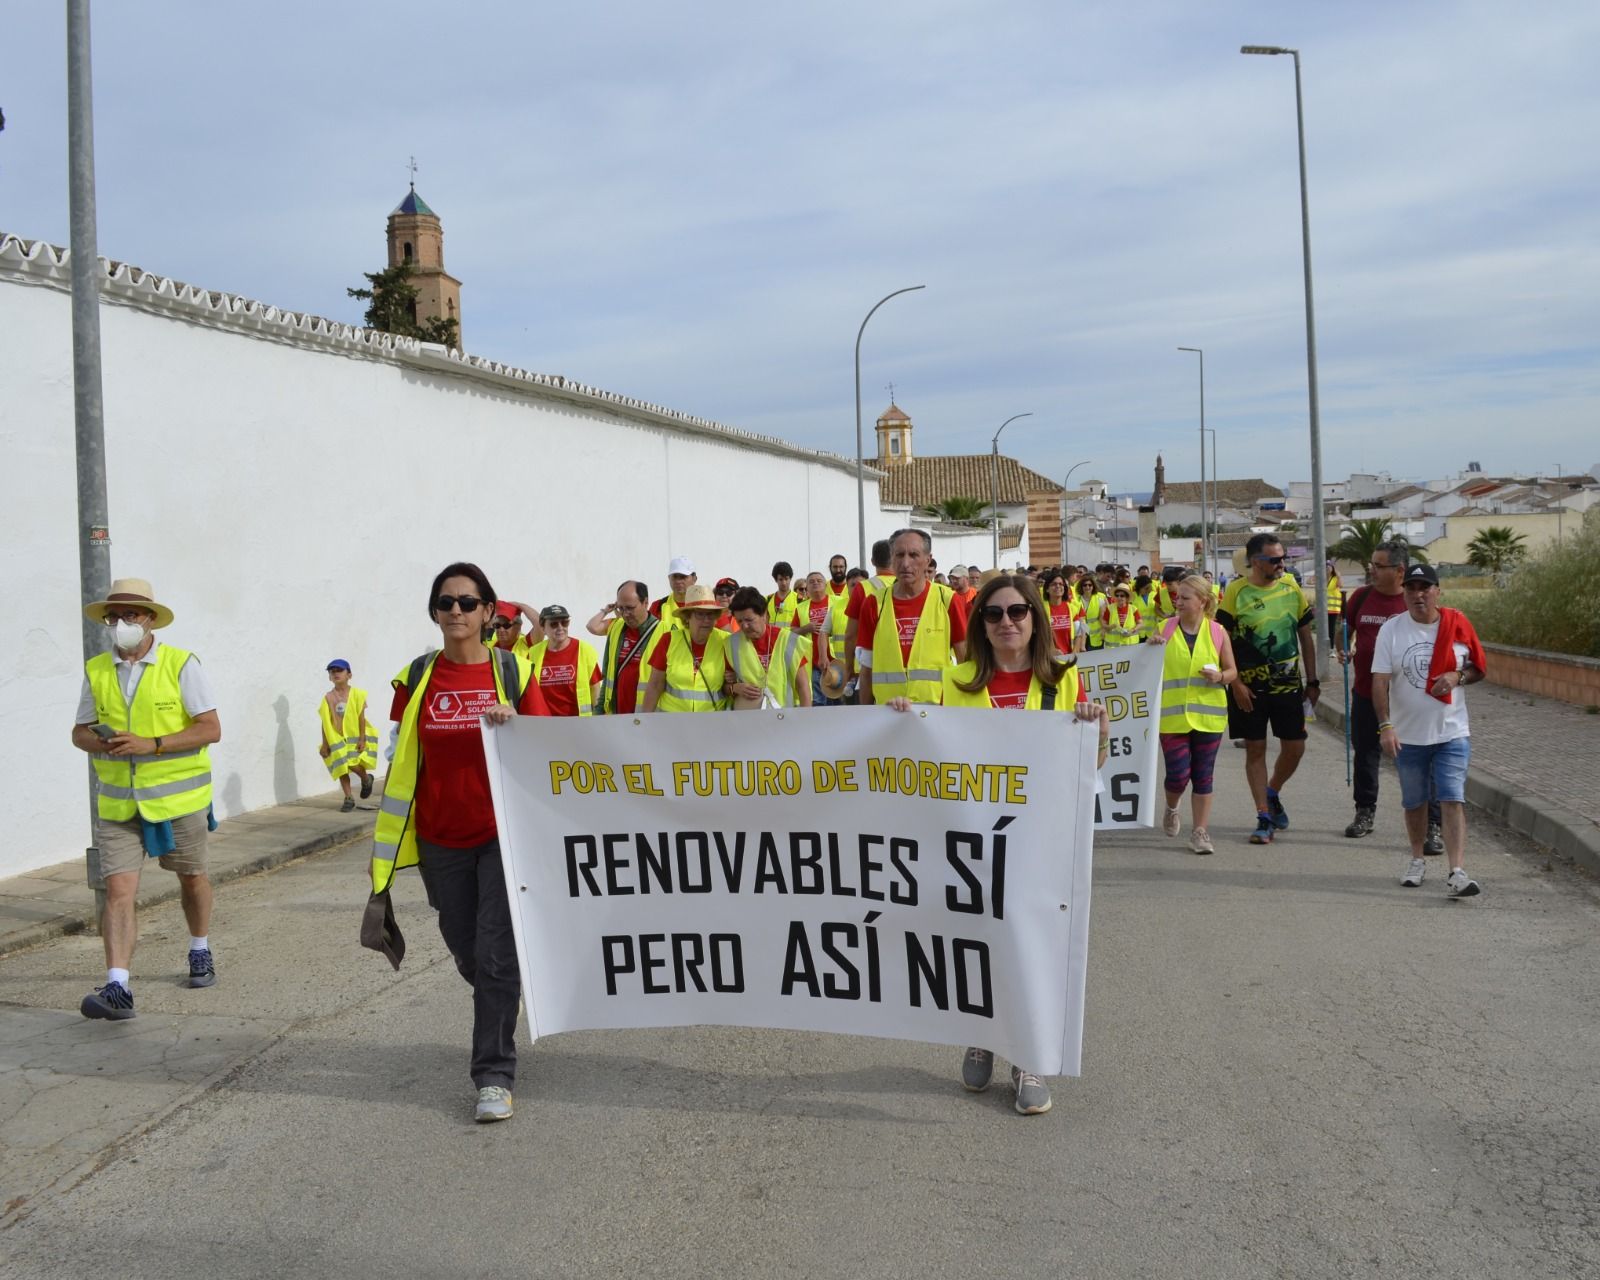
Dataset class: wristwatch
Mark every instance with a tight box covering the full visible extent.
[153,736,164,756]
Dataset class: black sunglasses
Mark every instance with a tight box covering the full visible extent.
[490,619,517,630]
[980,603,1033,624]
[1252,555,1286,565]
[434,594,485,614]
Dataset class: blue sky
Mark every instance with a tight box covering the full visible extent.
[6,1,1598,493]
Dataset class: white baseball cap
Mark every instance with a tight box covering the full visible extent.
[668,556,696,576]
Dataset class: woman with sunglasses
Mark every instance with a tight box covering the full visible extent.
[1042,571,1084,656]
[889,573,1108,1117]
[1146,573,1237,854]
[369,562,549,1124]
[318,659,377,812]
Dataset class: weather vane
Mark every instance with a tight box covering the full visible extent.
[408,155,418,189]
[886,381,896,404]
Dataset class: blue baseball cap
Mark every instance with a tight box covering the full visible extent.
[326,658,351,672]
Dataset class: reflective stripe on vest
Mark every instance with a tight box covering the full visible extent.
[370,649,528,894]
[1081,591,1107,643]
[869,583,954,704]
[728,627,806,707]
[1158,619,1230,732]
[530,638,600,716]
[87,645,212,822]
[659,629,730,712]
[825,585,851,659]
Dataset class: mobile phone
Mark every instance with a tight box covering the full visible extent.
[90,723,116,740]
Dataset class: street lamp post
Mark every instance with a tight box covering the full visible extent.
[1554,461,1564,543]
[1243,43,1328,677]
[854,285,925,569]
[1178,347,1206,571]
[1061,459,1092,562]
[1202,427,1219,574]
[990,413,1034,568]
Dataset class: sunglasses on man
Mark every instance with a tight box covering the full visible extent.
[1252,555,1286,566]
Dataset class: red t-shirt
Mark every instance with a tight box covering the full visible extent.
[803,599,833,666]
[536,641,601,717]
[1048,602,1076,653]
[1345,587,1410,698]
[984,669,1033,709]
[857,585,969,663]
[845,575,891,622]
[390,655,548,849]
[610,623,657,713]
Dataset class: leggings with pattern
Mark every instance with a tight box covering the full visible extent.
[1161,731,1223,796]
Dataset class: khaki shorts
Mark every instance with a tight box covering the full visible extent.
[96,808,211,880]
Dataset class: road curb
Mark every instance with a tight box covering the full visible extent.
[1313,704,1600,880]
[0,823,369,961]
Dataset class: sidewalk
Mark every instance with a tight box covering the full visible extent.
[0,793,374,959]
[1315,677,1600,878]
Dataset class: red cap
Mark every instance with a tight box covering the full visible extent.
[715,577,739,590]
[493,601,519,620]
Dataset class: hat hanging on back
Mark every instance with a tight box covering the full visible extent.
[668,556,696,576]
[1404,564,1439,587]
[83,578,175,629]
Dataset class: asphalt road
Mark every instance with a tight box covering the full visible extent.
[3,726,1598,1279]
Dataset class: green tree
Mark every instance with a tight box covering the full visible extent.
[347,262,459,347]
[1163,522,1201,538]
[918,497,993,526]
[1328,516,1429,567]
[1465,526,1528,579]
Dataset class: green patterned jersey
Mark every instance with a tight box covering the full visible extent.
[1217,575,1313,694]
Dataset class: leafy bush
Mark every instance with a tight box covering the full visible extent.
[1455,508,1600,657]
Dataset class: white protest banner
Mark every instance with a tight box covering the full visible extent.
[1079,644,1164,830]
[483,706,1097,1075]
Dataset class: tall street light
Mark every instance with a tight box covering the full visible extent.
[1061,459,1093,563]
[1203,427,1219,574]
[1178,347,1207,572]
[854,285,925,568]
[1243,43,1328,677]
[990,413,1034,568]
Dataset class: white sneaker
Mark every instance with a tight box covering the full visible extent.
[1446,868,1481,898]
[474,1085,513,1122]
[1401,858,1426,888]
[1162,807,1181,837]
[1188,828,1214,855]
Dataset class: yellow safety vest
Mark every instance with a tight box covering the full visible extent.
[1158,618,1230,734]
[941,659,1082,710]
[1326,573,1343,614]
[824,584,851,660]
[654,596,683,630]
[528,637,600,716]
[1102,602,1143,646]
[369,648,531,894]
[87,645,213,823]
[767,590,802,628]
[869,582,956,705]
[600,615,668,714]
[1081,590,1108,646]
[319,687,378,778]
[727,625,809,707]
[658,629,731,712]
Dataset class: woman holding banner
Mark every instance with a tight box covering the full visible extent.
[1145,573,1237,855]
[890,573,1108,1117]
[369,562,549,1124]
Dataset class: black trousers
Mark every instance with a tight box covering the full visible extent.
[418,838,521,1090]
[1350,691,1441,823]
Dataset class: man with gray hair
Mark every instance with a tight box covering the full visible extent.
[1337,541,1443,849]
[856,529,969,705]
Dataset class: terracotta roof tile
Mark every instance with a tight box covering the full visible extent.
[878,455,1063,508]
[1160,478,1284,505]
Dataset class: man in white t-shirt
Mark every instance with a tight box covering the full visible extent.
[1370,564,1486,897]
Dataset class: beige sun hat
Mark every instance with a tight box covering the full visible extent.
[676,584,724,613]
[820,660,848,699]
[83,578,175,629]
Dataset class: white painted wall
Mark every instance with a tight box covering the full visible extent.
[1,241,907,879]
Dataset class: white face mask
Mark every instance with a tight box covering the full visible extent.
[112,619,148,651]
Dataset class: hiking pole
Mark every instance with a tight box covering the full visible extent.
[1341,617,1352,787]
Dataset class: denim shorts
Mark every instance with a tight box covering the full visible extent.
[1393,737,1469,809]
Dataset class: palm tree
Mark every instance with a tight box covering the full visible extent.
[1328,516,1429,568]
[918,496,993,526]
[1466,526,1527,580]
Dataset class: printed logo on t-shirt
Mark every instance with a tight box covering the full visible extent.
[896,614,921,648]
[990,690,1029,710]
[1398,641,1437,691]
[429,687,497,727]
[541,660,576,687]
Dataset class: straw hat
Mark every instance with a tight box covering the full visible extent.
[676,584,724,613]
[83,578,174,629]
[820,660,848,699]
